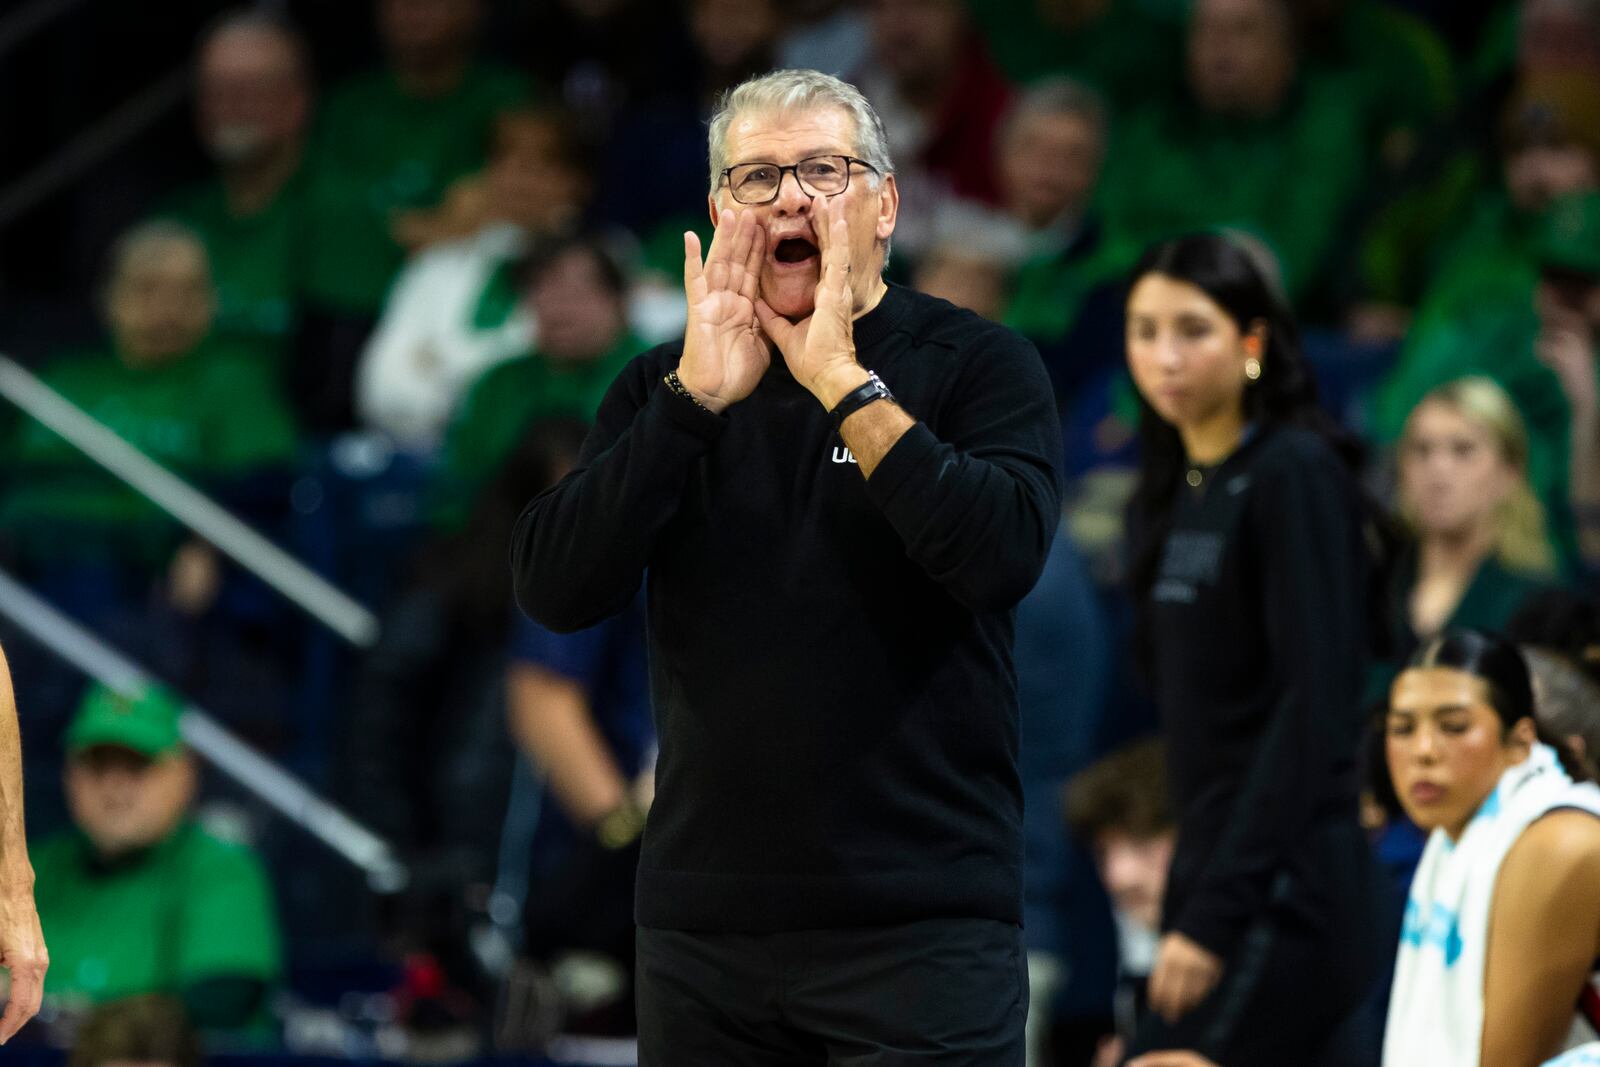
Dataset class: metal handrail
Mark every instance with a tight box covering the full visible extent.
[0,567,407,891]
[0,355,380,647]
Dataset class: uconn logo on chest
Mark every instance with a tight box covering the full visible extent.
[1152,530,1225,604]
[831,445,858,465]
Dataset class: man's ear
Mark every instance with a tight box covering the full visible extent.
[875,174,899,242]
[707,193,721,230]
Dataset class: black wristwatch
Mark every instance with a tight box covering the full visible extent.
[830,371,894,429]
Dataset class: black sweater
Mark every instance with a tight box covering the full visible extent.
[1146,426,1372,961]
[511,285,1061,932]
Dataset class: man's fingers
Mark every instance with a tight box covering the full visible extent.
[683,230,706,302]
[705,208,737,270]
[0,1000,23,1044]
[0,960,44,1044]
[725,212,755,300]
[816,197,852,310]
[754,299,791,348]
[729,209,754,275]
[740,219,766,304]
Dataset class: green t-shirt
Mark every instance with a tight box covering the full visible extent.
[432,333,643,526]
[964,0,1183,110]
[33,823,282,1013]
[1002,224,1140,349]
[0,343,298,564]
[1098,73,1368,303]
[639,212,715,282]
[1356,150,1484,307]
[1403,191,1542,350]
[162,172,309,364]
[1302,0,1453,149]
[301,63,529,315]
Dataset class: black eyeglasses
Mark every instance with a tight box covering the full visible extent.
[720,155,877,205]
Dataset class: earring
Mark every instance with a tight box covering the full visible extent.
[1244,357,1262,381]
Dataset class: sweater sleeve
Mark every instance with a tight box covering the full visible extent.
[511,351,726,632]
[862,331,1062,613]
[1173,442,1365,958]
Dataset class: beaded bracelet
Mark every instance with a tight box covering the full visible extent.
[664,370,715,415]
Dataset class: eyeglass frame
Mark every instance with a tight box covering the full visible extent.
[718,155,880,205]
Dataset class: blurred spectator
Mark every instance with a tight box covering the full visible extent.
[910,202,1027,320]
[965,0,1184,110]
[507,587,653,1041]
[594,0,779,265]
[431,236,642,525]
[356,108,591,450]
[162,10,313,366]
[854,0,1015,260]
[776,0,873,78]
[1098,0,1368,303]
[34,685,281,1032]
[1363,73,1600,347]
[1523,646,1600,779]
[1375,190,1600,572]
[1508,585,1600,680]
[342,417,592,1033]
[0,223,297,627]
[296,0,528,430]
[1296,0,1456,173]
[1388,378,1554,659]
[1533,192,1600,569]
[1065,739,1174,1067]
[524,0,695,138]
[995,77,1138,414]
[1382,630,1600,1065]
[70,995,201,1067]
[1518,0,1600,85]
[1013,525,1114,1067]
[1120,233,1379,1061]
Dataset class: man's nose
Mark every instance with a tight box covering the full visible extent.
[771,171,813,215]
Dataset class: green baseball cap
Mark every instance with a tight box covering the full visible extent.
[65,683,184,758]
[1537,191,1600,278]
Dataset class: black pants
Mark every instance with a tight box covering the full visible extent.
[636,918,1027,1066]
[1127,828,1384,1067]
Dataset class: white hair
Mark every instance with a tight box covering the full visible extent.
[1001,76,1108,150]
[706,69,895,195]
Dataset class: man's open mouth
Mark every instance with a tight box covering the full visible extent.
[773,237,819,264]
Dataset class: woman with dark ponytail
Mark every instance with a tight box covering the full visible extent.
[1121,233,1382,1066]
[1383,629,1600,1066]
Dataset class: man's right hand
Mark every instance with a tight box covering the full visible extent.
[678,209,769,414]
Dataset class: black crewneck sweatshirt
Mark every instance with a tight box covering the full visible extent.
[511,284,1061,932]
[1146,425,1371,961]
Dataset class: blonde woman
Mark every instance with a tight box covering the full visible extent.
[1392,377,1556,653]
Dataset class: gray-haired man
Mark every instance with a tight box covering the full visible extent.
[512,69,1060,1064]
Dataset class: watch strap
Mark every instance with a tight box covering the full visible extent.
[830,371,893,429]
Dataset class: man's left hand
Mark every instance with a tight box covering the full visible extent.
[0,869,46,1043]
[756,195,869,408]
[1147,931,1222,1024]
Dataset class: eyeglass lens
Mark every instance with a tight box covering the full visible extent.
[727,156,852,204]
